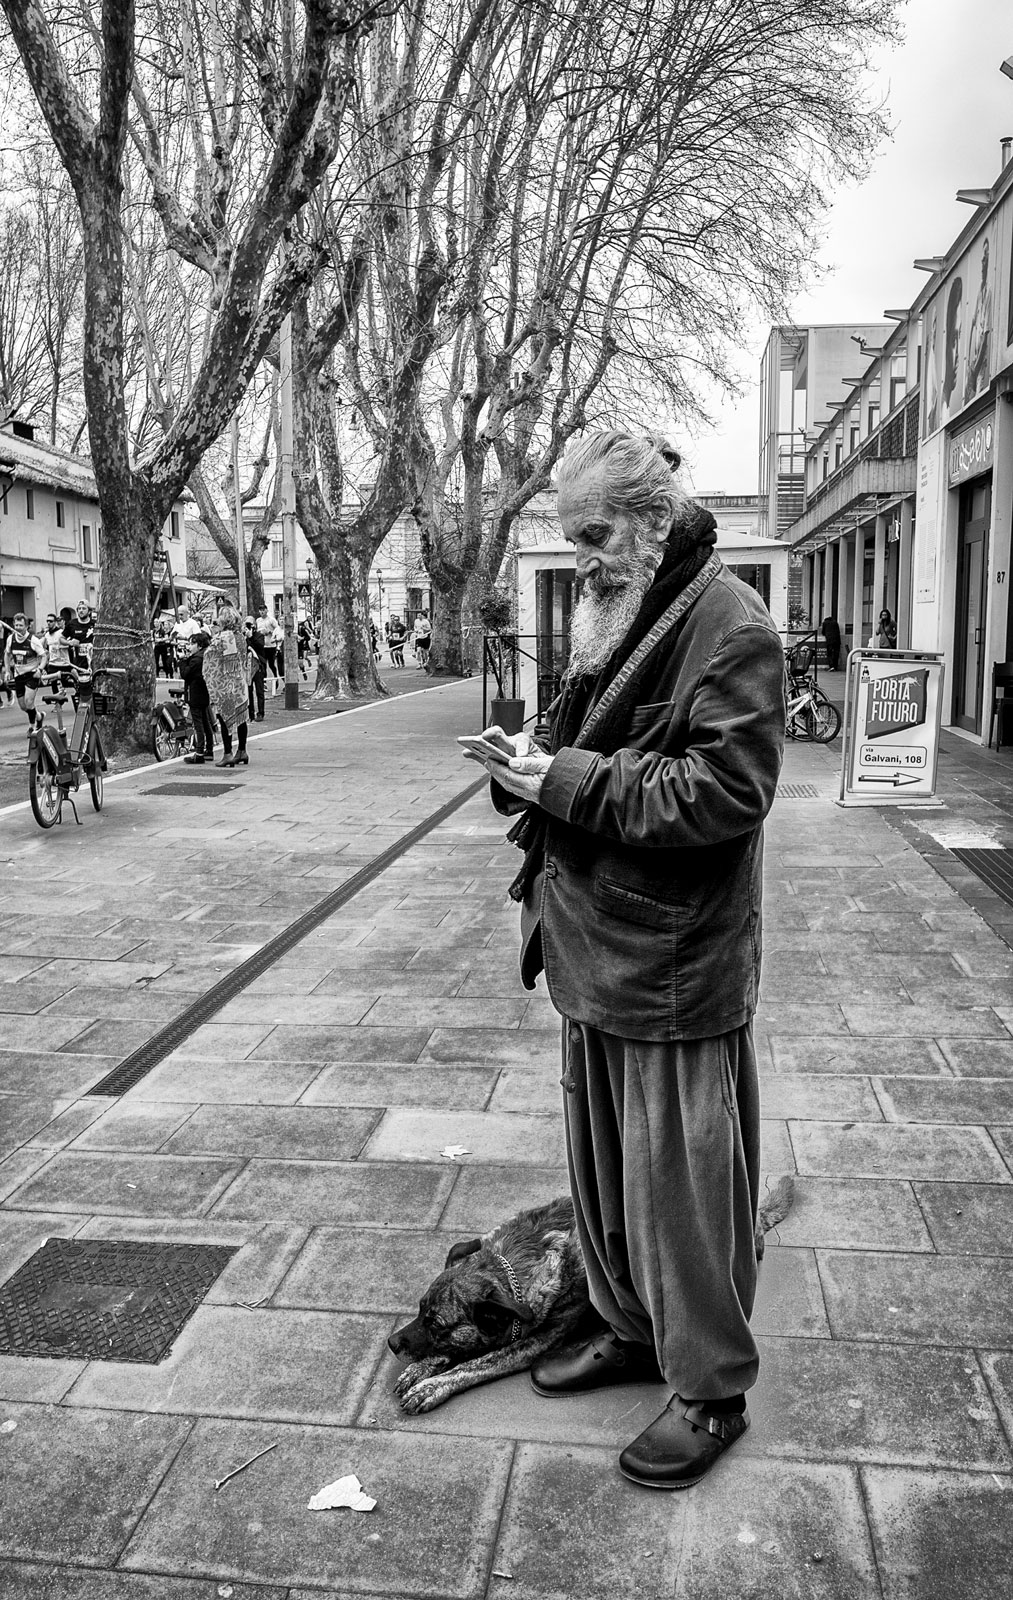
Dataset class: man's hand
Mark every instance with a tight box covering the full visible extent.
[460,724,552,804]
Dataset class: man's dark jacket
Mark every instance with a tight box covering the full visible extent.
[497,556,785,1042]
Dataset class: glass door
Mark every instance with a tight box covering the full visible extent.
[952,478,991,733]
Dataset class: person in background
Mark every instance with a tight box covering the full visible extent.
[153,614,174,677]
[413,611,432,669]
[297,619,313,680]
[388,614,407,668]
[203,604,250,767]
[180,632,216,764]
[875,609,897,649]
[170,606,201,670]
[43,613,73,672]
[0,616,13,702]
[820,614,842,672]
[245,616,267,721]
[65,600,95,670]
[3,613,46,728]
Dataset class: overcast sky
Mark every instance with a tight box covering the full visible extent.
[683,0,1013,494]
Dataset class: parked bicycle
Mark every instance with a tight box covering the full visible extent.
[784,644,841,743]
[152,686,196,761]
[28,666,125,829]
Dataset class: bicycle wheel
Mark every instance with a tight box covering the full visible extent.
[804,692,841,743]
[153,718,173,761]
[87,729,104,811]
[29,747,63,828]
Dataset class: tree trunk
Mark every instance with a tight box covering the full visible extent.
[92,489,160,750]
[429,574,467,677]
[311,537,383,699]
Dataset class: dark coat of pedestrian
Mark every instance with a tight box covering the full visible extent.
[820,614,842,670]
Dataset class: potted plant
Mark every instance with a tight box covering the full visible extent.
[479,585,524,733]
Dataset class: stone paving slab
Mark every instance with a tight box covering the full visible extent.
[876,1076,1013,1122]
[66,1305,387,1425]
[274,1225,455,1312]
[789,1120,1011,1181]
[361,1109,567,1166]
[818,1250,1013,1345]
[128,1057,327,1104]
[300,1061,498,1109]
[209,1158,456,1227]
[491,1445,880,1600]
[160,1104,381,1161]
[863,1466,1013,1600]
[768,1036,951,1074]
[0,1403,193,1565]
[769,1177,933,1251]
[5,1151,243,1216]
[914,1180,1013,1252]
[119,1416,513,1597]
[0,1566,287,1600]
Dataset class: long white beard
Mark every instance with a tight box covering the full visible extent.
[566,550,659,676]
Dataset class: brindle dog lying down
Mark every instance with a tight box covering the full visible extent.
[389,1177,795,1414]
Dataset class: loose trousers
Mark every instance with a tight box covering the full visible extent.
[561,1019,761,1400]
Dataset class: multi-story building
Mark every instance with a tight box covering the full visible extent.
[780,134,1013,743]
[0,421,188,626]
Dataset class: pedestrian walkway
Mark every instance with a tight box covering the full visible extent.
[1,681,1012,1599]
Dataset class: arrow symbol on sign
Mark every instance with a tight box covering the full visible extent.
[857,771,921,787]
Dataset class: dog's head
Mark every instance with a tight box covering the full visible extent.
[388,1237,535,1363]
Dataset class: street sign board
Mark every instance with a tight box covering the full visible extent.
[839,649,945,805]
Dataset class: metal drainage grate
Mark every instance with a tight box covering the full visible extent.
[144,782,243,798]
[776,783,821,800]
[0,1237,238,1363]
[951,847,1013,909]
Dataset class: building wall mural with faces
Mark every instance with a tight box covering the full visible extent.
[922,220,998,441]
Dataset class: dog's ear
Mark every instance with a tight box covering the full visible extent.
[444,1237,482,1270]
[473,1284,536,1335]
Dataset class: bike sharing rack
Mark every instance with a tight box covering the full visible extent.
[838,649,946,807]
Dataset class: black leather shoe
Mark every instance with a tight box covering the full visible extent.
[531,1332,663,1396]
[619,1398,749,1489]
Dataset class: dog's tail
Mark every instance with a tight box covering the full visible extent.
[754,1174,795,1261]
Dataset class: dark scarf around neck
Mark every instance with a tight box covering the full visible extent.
[505,502,718,901]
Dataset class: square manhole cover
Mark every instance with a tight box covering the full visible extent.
[775,783,821,800]
[144,782,242,797]
[0,1238,238,1363]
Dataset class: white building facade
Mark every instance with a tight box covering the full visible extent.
[0,423,188,626]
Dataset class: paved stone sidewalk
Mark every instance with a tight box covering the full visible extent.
[1,684,1012,1599]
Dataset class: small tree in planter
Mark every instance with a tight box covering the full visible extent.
[478,584,523,732]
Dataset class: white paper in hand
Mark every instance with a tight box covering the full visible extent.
[308,1473,376,1513]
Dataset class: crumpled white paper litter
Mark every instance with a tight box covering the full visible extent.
[308,1473,376,1513]
[440,1145,471,1161]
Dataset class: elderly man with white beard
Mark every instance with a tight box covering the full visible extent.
[462,430,785,1490]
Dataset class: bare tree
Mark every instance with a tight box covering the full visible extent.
[0,0,387,748]
[285,0,511,699]
[406,0,898,675]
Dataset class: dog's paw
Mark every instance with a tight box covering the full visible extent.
[399,1376,448,1414]
[393,1357,449,1399]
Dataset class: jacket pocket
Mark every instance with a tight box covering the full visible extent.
[594,875,684,928]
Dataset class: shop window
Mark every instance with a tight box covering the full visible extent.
[82,523,93,564]
[26,488,34,519]
[56,500,65,528]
